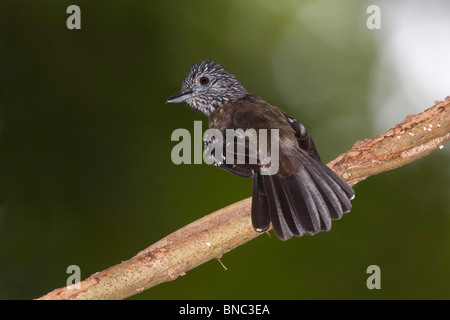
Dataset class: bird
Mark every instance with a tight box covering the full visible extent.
[166,59,354,240]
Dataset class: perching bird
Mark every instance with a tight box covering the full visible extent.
[166,59,354,240]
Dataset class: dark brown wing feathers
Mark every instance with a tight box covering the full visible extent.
[209,94,354,240]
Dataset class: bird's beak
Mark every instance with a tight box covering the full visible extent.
[166,89,195,104]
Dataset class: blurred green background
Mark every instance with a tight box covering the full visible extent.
[0,0,448,300]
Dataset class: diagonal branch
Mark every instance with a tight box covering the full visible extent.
[37,97,450,300]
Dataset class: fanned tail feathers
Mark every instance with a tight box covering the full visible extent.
[251,154,354,241]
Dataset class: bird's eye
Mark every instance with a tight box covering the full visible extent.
[199,77,209,86]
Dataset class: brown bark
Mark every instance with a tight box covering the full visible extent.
[38,97,450,300]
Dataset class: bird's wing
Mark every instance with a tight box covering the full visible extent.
[207,95,355,240]
[203,125,261,178]
[260,112,355,240]
[282,112,322,162]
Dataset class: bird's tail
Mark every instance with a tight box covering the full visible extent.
[251,153,354,240]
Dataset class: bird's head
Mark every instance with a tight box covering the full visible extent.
[166,59,247,116]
